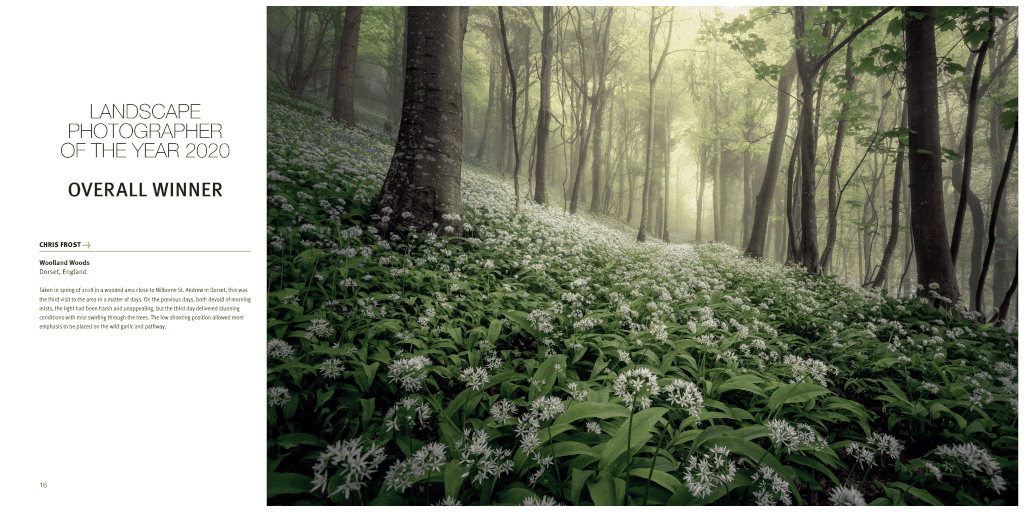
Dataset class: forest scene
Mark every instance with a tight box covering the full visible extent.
[266,6,1018,506]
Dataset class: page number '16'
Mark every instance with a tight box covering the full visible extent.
[40,482,47,488]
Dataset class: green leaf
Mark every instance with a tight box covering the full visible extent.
[443,460,466,499]
[282,393,299,421]
[529,354,566,400]
[599,407,667,475]
[554,400,630,427]
[690,425,734,453]
[628,467,684,495]
[276,432,323,449]
[502,310,539,338]
[487,318,503,345]
[787,454,841,486]
[880,379,911,404]
[889,482,944,506]
[587,472,626,506]
[768,382,831,412]
[929,402,968,429]
[360,397,375,427]
[716,374,767,398]
[998,108,1017,131]
[571,468,595,505]
[316,387,335,407]
[267,471,313,498]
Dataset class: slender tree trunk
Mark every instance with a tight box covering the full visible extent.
[742,141,752,246]
[569,90,591,215]
[819,44,855,270]
[475,61,496,162]
[498,58,508,176]
[950,12,993,266]
[498,7,522,214]
[905,6,959,304]
[590,9,614,213]
[746,54,797,257]
[288,6,310,97]
[695,143,708,241]
[872,100,908,289]
[977,122,1017,315]
[662,78,673,242]
[774,175,787,262]
[376,6,469,235]
[786,120,802,264]
[996,254,1018,326]
[713,139,723,242]
[637,6,673,243]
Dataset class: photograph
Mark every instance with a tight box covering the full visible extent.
[264,5,1019,506]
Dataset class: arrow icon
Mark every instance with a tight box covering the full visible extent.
[84,242,91,249]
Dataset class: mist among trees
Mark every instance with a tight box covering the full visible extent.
[266,7,1018,506]
[269,5,1017,318]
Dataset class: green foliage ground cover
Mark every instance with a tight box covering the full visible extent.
[266,82,1018,506]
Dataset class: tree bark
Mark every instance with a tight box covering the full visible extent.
[746,54,797,257]
[871,100,908,289]
[695,143,708,241]
[794,6,820,272]
[498,7,522,214]
[475,61,495,162]
[950,12,992,265]
[819,44,856,270]
[905,6,959,304]
[533,6,553,205]
[331,7,362,128]
[376,7,468,236]
[977,122,1017,314]
[662,77,673,242]
[590,8,614,214]
[637,6,673,243]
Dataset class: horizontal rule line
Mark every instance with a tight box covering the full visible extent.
[39,250,252,252]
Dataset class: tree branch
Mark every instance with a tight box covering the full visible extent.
[813,6,896,74]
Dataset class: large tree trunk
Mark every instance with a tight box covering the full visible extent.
[745,55,797,257]
[331,7,362,128]
[905,6,959,304]
[376,7,469,236]
[388,7,407,127]
[533,6,553,205]
[794,6,820,273]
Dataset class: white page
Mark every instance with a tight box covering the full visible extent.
[6,3,265,509]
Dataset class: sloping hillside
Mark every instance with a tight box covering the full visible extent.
[267,83,1018,506]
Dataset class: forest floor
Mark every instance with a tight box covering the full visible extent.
[266,82,1018,506]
